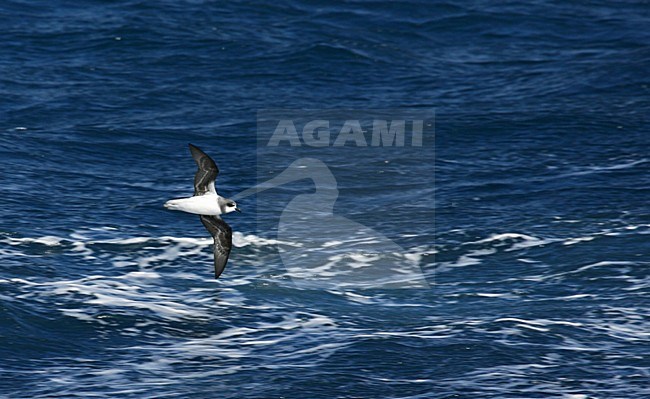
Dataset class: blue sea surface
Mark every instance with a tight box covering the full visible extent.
[1,1,649,398]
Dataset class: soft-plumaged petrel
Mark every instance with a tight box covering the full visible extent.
[165,144,240,278]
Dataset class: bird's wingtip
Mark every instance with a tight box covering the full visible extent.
[188,143,202,156]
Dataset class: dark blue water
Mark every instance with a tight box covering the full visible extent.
[1,1,649,398]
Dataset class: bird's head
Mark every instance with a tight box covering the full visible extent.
[220,198,241,214]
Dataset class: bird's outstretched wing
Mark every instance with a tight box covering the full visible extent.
[189,143,219,196]
[199,215,233,279]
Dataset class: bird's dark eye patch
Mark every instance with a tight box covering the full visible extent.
[228,203,235,207]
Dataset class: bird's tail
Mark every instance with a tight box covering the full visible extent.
[164,199,180,210]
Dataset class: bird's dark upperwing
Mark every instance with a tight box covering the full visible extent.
[199,215,233,279]
[189,143,219,196]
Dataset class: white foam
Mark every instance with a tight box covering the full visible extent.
[123,271,161,279]
[475,293,513,298]
[12,272,213,323]
[6,235,64,246]
[113,311,348,374]
[471,233,554,251]
[495,318,583,328]
[587,158,647,171]
[232,232,302,248]
[2,230,300,250]
[341,291,375,304]
[558,158,648,178]
[322,240,344,248]
[436,248,496,271]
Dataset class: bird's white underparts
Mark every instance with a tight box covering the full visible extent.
[164,193,236,216]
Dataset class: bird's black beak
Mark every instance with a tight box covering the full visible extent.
[235,207,242,213]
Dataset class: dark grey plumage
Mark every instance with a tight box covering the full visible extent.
[189,143,219,196]
[200,215,233,279]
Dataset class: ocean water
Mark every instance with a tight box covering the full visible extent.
[1,1,649,398]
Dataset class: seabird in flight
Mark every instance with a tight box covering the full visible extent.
[165,144,240,278]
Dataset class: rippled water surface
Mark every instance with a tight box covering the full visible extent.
[1,1,649,398]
